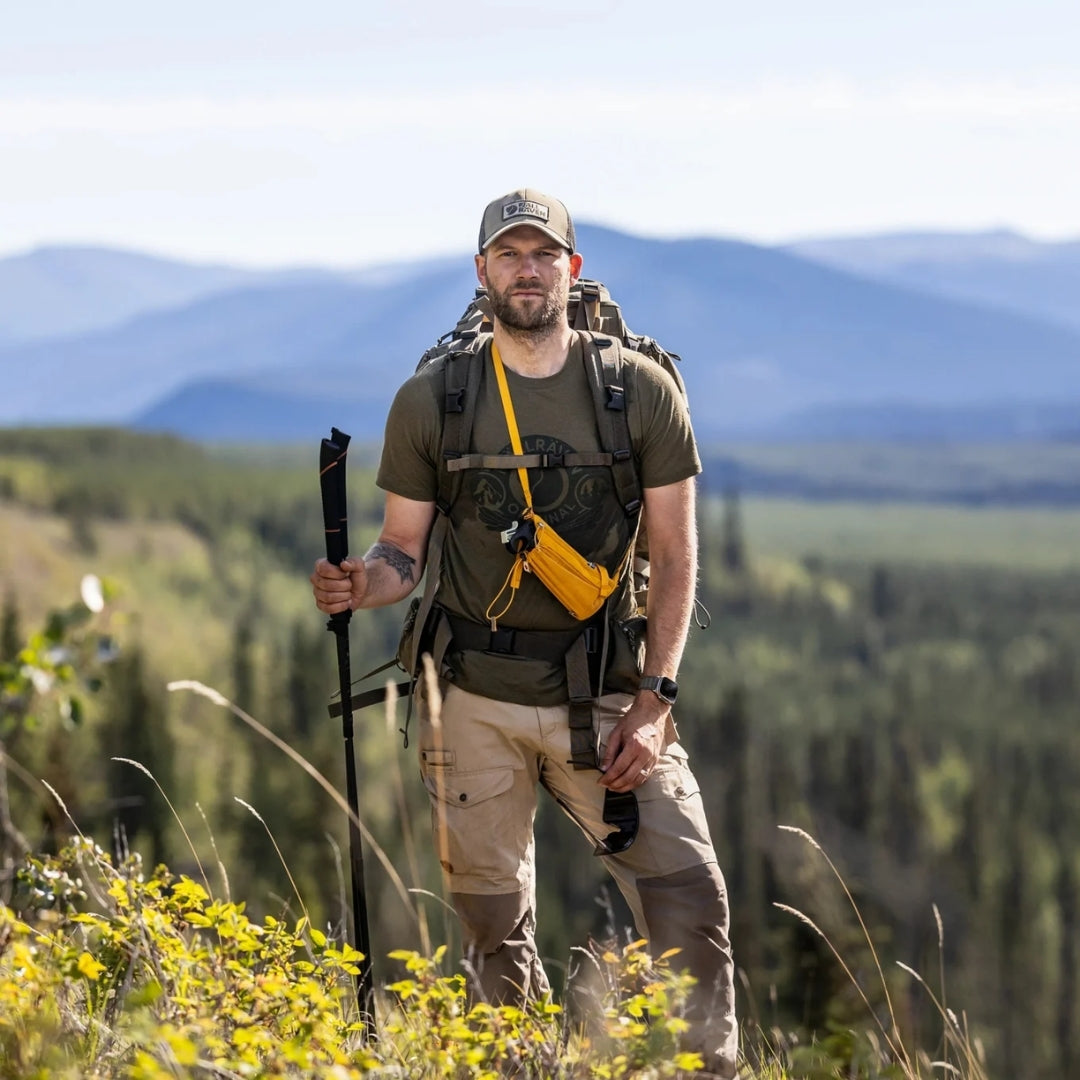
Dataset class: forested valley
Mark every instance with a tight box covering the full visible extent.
[2,428,1079,1079]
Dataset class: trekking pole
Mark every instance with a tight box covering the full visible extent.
[319,426,375,1036]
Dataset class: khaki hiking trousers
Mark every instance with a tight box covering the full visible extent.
[418,685,738,1078]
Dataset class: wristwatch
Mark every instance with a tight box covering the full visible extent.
[639,675,679,705]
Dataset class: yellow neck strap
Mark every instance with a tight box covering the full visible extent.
[490,342,533,509]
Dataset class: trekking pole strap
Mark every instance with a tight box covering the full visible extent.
[328,680,414,718]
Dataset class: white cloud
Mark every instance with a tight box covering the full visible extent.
[4,78,1080,138]
[2,77,1079,265]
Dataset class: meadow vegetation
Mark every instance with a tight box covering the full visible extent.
[3,427,1078,1078]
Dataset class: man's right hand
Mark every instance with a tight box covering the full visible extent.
[311,557,366,614]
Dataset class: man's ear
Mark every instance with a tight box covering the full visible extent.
[569,252,584,282]
[475,253,487,287]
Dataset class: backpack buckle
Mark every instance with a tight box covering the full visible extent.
[613,449,632,463]
[488,627,516,653]
[540,452,565,468]
[446,387,466,413]
[605,385,625,411]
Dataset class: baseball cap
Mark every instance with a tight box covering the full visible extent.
[478,189,576,253]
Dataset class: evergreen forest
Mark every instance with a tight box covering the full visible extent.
[2,427,1079,1079]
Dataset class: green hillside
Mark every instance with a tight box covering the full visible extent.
[2,428,1079,1079]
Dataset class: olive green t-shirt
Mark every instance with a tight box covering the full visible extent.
[377,334,700,704]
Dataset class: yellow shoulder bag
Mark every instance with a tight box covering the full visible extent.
[485,343,632,627]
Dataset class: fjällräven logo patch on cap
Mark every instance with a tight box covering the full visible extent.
[502,199,550,223]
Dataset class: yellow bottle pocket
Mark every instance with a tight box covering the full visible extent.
[522,510,621,620]
[487,508,627,624]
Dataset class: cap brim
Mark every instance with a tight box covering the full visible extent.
[481,221,573,252]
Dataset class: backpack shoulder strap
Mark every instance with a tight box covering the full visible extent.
[580,332,642,519]
[403,340,486,684]
[435,341,487,515]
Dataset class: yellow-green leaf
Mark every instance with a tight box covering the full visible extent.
[77,951,106,980]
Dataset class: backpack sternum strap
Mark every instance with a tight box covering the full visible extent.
[445,450,615,473]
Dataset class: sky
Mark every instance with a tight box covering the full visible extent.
[3,0,1079,268]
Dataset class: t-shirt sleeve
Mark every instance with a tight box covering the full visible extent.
[630,357,702,489]
[375,368,442,502]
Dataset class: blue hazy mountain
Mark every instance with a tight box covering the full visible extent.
[0,243,435,344]
[786,229,1080,333]
[0,246,265,342]
[3,226,1079,442]
[0,262,479,428]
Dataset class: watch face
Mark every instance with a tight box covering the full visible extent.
[643,676,678,704]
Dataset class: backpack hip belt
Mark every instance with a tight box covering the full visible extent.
[442,609,602,666]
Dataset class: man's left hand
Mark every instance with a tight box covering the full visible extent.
[598,695,668,792]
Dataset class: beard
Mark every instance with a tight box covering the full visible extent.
[487,275,569,338]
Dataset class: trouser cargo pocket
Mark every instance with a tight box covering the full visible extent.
[422,766,530,890]
[624,757,716,877]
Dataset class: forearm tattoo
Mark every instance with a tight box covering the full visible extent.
[368,542,417,585]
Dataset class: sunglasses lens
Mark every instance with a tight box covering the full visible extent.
[594,789,640,856]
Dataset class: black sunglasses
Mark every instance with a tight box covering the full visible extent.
[593,789,640,856]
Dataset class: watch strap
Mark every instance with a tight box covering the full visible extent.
[639,675,678,703]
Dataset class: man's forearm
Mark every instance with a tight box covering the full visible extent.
[356,540,422,608]
[639,476,699,681]
[642,540,697,679]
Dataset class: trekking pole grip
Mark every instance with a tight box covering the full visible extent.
[320,426,353,626]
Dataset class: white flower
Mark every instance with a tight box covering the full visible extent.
[80,574,105,613]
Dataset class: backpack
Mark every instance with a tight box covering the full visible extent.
[415,278,687,612]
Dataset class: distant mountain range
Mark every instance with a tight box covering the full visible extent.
[2,226,1079,443]
[0,246,265,343]
[785,229,1080,333]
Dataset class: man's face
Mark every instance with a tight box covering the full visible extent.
[475,225,582,335]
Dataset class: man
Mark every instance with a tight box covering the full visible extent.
[311,189,737,1076]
